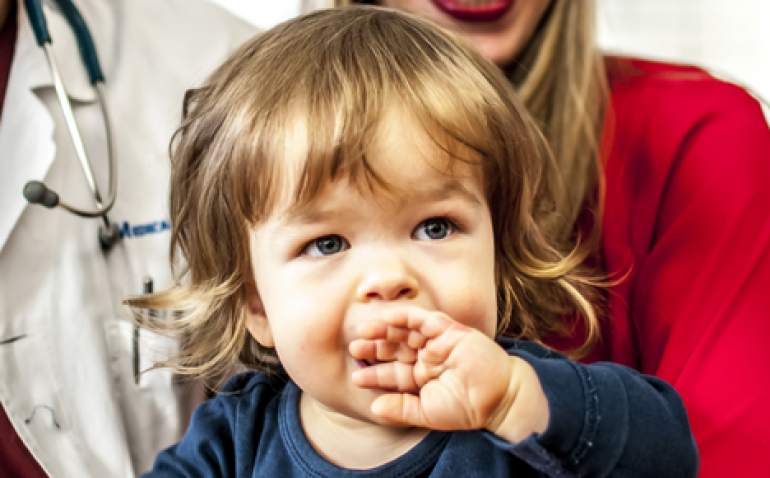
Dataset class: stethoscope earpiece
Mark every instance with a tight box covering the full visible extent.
[23,181,60,208]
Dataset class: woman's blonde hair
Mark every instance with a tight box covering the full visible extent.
[513,0,608,238]
[127,6,603,388]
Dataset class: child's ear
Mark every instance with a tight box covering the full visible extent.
[244,282,274,348]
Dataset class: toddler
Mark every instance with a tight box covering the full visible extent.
[132,6,698,477]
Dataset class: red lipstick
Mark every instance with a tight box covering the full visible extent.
[431,0,514,23]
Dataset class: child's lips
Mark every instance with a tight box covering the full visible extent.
[356,359,385,368]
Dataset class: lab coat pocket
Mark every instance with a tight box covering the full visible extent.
[105,318,178,389]
[104,318,182,473]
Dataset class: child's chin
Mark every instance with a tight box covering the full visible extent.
[350,390,402,424]
[357,409,410,429]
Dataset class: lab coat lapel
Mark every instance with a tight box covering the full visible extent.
[0,0,113,253]
[0,3,55,254]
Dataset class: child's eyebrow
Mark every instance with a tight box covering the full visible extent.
[280,179,483,228]
[410,179,483,208]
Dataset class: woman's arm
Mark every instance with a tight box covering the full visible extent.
[604,64,770,477]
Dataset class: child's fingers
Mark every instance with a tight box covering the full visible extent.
[352,361,419,392]
[356,321,427,349]
[374,309,474,370]
[370,393,428,428]
[381,308,471,340]
[349,339,418,363]
[356,319,403,341]
[416,325,469,367]
[406,329,427,349]
[379,308,430,331]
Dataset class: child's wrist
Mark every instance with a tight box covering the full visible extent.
[486,356,550,444]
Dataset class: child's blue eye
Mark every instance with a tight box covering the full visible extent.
[303,235,349,257]
[413,218,454,241]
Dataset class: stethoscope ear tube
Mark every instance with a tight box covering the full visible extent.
[23,0,51,45]
[22,0,120,251]
[52,0,104,83]
[24,0,104,83]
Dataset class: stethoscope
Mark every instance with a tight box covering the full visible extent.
[21,0,121,250]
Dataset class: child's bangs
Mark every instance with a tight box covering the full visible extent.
[264,89,494,219]
[226,6,515,223]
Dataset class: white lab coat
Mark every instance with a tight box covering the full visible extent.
[0,0,256,476]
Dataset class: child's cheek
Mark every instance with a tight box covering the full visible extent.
[442,287,497,338]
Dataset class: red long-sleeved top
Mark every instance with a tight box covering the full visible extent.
[578,57,770,477]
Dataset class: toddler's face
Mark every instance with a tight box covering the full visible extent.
[244,108,497,430]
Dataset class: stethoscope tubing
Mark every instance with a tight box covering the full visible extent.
[23,0,119,246]
[25,0,103,82]
[42,42,116,220]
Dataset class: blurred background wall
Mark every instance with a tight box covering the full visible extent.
[207,0,770,106]
[596,0,769,106]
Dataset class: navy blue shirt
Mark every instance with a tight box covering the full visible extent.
[143,338,698,477]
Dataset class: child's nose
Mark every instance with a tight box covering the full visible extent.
[356,256,418,302]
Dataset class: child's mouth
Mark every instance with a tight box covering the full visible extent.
[357,359,384,368]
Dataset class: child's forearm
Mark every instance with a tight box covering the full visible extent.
[494,340,699,478]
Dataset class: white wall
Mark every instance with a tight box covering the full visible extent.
[596,0,770,104]
[208,1,770,105]
[206,0,303,31]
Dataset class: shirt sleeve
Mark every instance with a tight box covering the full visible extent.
[141,397,238,477]
[140,373,265,477]
[486,339,698,478]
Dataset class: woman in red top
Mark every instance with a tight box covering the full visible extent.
[338,1,770,476]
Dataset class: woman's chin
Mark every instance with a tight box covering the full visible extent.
[462,35,519,67]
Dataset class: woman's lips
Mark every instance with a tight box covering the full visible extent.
[431,0,515,23]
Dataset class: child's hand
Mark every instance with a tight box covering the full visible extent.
[349,307,550,443]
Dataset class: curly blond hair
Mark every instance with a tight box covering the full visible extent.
[127,6,604,388]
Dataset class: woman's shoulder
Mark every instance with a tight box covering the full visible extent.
[605,55,760,113]
[602,55,768,162]
[606,56,708,82]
